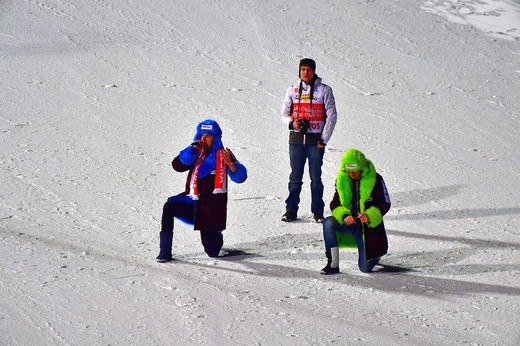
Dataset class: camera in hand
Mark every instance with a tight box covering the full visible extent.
[298,119,310,134]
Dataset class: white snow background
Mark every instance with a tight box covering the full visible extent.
[1,0,519,344]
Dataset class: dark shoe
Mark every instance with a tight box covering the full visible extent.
[314,213,324,223]
[281,211,297,222]
[320,262,340,275]
[156,255,173,263]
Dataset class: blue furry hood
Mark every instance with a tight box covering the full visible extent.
[194,119,223,147]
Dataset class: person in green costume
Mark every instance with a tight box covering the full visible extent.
[321,149,391,274]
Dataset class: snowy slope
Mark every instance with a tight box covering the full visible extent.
[1,0,519,344]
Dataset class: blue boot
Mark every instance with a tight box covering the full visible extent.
[156,231,173,262]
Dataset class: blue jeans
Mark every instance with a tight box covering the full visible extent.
[323,216,380,273]
[285,144,325,214]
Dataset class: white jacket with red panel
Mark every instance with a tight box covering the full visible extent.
[280,76,337,145]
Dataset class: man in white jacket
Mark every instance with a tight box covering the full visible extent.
[280,58,338,223]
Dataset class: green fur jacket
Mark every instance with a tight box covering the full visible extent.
[330,167,391,260]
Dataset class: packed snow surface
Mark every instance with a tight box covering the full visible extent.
[1,0,519,344]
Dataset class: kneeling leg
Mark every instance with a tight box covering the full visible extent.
[200,231,224,257]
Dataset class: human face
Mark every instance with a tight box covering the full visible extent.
[348,170,362,180]
[200,133,214,150]
[300,65,315,84]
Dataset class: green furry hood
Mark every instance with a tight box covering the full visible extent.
[341,148,371,173]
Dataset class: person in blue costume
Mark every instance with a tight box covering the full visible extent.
[321,149,391,274]
[156,119,247,262]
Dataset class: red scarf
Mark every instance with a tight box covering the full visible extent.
[189,148,227,200]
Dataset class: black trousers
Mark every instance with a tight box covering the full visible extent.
[161,195,223,257]
[200,231,223,257]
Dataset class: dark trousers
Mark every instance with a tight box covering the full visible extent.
[200,231,223,257]
[161,195,195,233]
[159,195,223,258]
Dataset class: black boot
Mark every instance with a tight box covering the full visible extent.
[321,262,340,275]
[320,248,339,275]
[281,211,297,222]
